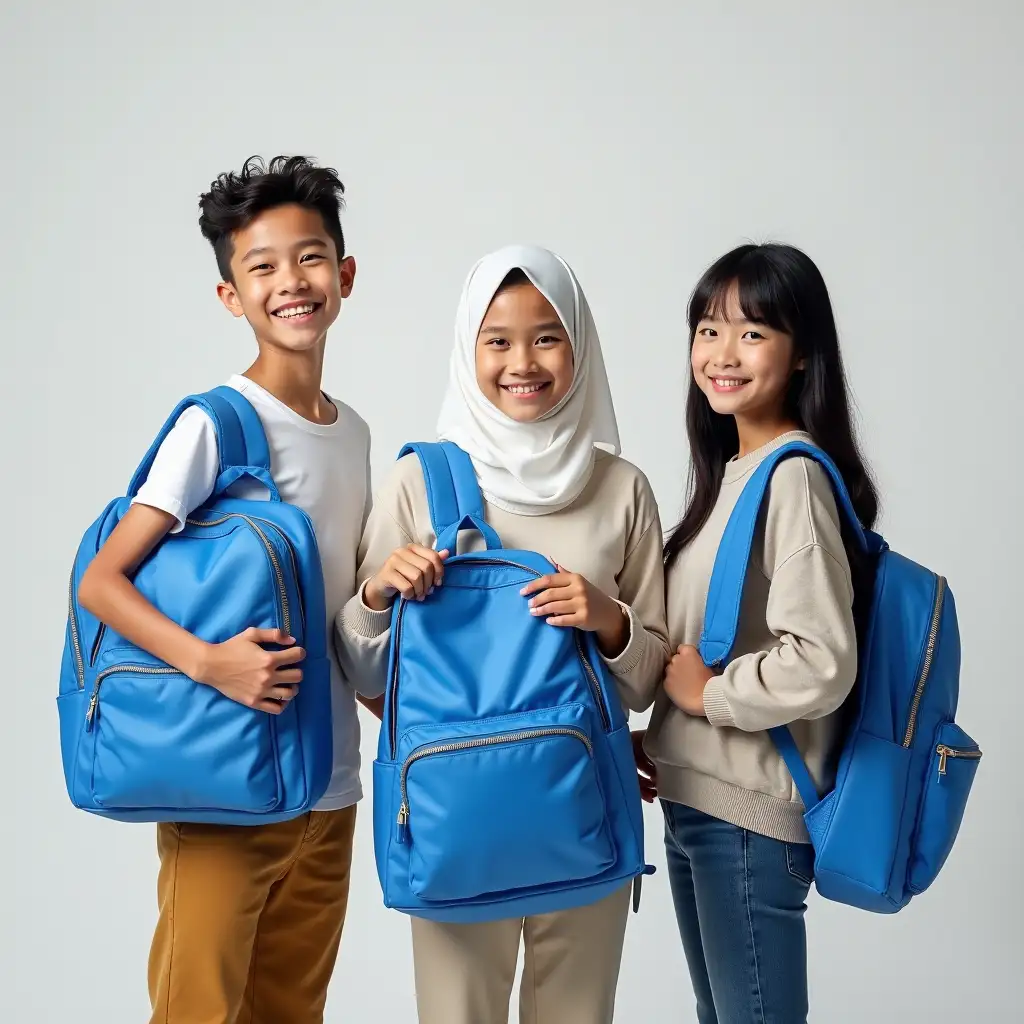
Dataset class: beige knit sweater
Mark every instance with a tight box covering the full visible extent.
[644,431,858,843]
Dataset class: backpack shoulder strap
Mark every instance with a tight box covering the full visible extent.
[126,387,279,501]
[697,440,868,814]
[204,386,279,500]
[397,442,501,552]
[699,440,865,667]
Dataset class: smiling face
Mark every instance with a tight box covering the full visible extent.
[215,203,355,354]
[691,281,803,426]
[475,277,575,422]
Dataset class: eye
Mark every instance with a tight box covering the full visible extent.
[742,330,765,340]
[697,327,717,337]
[249,263,272,273]
[485,337,509,349]
[300,253,324,263]
[536,335,563,346]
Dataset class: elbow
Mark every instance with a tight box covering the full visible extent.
[616,680,656,715]
[803,657,857,721]
[76,563,102,618]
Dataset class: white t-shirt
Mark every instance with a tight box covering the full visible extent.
[133,374,371,811]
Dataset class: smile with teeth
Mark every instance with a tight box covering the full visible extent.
[710,377,750,389]
[501,382,550,396]
[273,302,320,319]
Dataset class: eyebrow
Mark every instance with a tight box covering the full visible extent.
[479,320,567,335]
[240,238,328,263]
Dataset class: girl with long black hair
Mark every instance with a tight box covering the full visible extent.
[638,243,878,1022]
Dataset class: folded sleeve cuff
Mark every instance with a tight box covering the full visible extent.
[703,679,736,727]
[341,581,393,639]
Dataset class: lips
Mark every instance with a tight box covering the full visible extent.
[709,376,751,391]
[500,382,551,396]
[271,301,323,320]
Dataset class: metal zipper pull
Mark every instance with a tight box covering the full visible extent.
[85,693,99,731]
[937,745,948,777]
[396,802,409,844]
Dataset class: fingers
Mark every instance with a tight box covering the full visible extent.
[244,627,295,646]
[384,545,450,601]
[520,572,574,598]
[530,599,580,620]
[268,644,306,666]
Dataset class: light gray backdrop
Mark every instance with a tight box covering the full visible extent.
[3,1,1019,1020]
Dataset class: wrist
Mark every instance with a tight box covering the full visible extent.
[185,638,215,685]
[596,602,630,658]
[362,577,392,613]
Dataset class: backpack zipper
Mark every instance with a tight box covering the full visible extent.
[901,576,946,748]
[936,744,982,777]
[386,558,613,753]
[85,664,180,729]
[394,725,593,843]
[68,571,85,688]
[85,513,294,670]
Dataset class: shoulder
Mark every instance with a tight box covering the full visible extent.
[327,397,371,450]
[761,451,847,577]
[376,452,429,509]
[766,454,842,535]
[587,450,661,531]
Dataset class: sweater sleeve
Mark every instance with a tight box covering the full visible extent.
[333,470,418,699]
[702,456,858,732]
[702,541,857,731]
[600,499,672,715]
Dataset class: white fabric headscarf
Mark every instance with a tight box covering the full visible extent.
[436,244,620,516]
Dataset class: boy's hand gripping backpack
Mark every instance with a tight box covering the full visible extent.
[58,386,333,824]
[373,442,651,923]
[700,440,980,912]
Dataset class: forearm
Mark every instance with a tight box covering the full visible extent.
[78,566,209,680]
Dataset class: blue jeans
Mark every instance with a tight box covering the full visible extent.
[662,800,814,1024]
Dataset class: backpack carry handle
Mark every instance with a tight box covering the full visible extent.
[436,514,502,555]
[127,387,281,503]
[399,441,503,552]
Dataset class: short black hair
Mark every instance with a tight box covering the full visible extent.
[198,155,346,282]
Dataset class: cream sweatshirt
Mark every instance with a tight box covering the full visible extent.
[336,449,671,713]
[644,431,858,843]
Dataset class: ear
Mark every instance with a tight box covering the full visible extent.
[338,256,357,299]
[216,280,245,319]
[794,353,807,372]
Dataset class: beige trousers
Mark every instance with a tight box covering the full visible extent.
[411,883,632,1024]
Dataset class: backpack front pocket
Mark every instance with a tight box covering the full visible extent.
[88,662,282,814]
[401,711,615,902]
[907,721,981,894]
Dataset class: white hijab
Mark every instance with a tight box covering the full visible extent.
[436,245,620,516]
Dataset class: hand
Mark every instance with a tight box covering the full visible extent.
[364,545,450,610]
[663,644,715,716]
[631,729,657,802]
[520,564,629,657]
[195,627,306,715]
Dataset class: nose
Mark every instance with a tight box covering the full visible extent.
[710,331,740,368]
[507,342,539,375]
[276,262,309,295]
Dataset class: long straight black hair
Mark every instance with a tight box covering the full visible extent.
[664,243,878,578]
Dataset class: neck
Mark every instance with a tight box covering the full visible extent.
[734,413,803,458]
[244,342,334,423]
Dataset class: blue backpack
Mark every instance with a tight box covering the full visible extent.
[58,386,333,825]
[700,440,980,912]
[373,442,650,923]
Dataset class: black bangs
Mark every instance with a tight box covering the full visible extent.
[687,243,802,337]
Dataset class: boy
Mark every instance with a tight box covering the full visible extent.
[78,155,370,1023]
